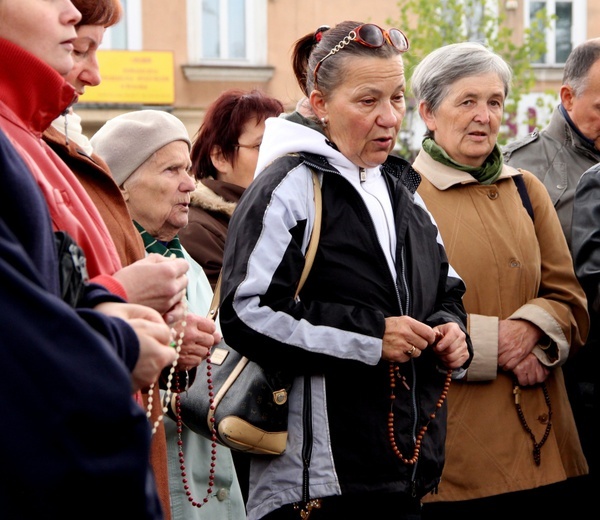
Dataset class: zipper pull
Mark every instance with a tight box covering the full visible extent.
[62,108,70,145]
[359,167,366,182]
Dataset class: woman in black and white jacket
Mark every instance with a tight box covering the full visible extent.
[219,20,473,520]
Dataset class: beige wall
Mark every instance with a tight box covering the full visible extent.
[81,0,600,139]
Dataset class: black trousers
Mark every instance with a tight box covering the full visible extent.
[420,477,590,519]
[261,492,421,520]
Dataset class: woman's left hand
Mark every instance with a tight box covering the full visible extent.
[171,313,222,371]
[512,353,550,386]
[432,322,470,369]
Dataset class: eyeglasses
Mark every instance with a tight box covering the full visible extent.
[313,24,409,88]
[235,142,261,151]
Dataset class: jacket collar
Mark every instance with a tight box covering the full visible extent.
[0,38,77,137]
[546,105,600,156]
[299,151,421,194]
[189,178,242,218]
[558,103,598,151]
[413,148,520,190]
[43,125,110,172]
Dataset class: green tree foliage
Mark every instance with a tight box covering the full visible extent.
[387,0,553,157]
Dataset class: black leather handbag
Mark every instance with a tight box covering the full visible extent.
[176,169,321,455]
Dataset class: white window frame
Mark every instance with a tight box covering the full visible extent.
[186,0,267,65]
[102,0,143,50]
[524,0,586,66]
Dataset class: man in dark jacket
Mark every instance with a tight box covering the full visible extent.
[503,37,600,510]
[571,161,600,497]
[503,37,600,249]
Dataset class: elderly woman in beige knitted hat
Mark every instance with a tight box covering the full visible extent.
[92,109,247,520]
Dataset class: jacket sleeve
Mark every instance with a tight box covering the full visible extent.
[219,164,386,374]
[0,219,156,510]
[572,164,600,315]
[507,171,589,365]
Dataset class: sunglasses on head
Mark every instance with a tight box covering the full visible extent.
[313,23,409,88]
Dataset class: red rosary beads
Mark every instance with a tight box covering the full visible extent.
[174,358,218,508]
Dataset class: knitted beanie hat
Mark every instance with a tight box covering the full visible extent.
[90,109,191,186]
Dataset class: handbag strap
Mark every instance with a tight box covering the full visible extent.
[208,168,322,321]
[297,169,322,293]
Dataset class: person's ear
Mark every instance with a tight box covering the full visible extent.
[419,100,437,132]
[120,186,129,202]
[560,84,575,111]
[309,89,327,121]
[210,145,229,172]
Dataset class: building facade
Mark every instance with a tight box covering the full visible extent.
[77,0,600,144]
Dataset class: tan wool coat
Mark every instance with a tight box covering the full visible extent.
[414,149,589,502]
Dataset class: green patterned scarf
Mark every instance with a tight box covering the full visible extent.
[134,221,185,259]
[422,137,504,185]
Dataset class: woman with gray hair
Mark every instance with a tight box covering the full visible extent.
[410,42,590,516]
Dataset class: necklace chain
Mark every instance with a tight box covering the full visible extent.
[145,252,218,507]
[173,358,217,508]
[146,254,189,434]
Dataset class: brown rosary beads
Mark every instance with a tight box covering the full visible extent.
[146,293,219,509]
[387,363,452,465]
[512,381,552,466]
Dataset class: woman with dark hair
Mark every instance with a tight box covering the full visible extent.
[217,21,472,520]
[179,88,284,289]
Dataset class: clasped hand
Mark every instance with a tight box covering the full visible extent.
[382,316,469,369]
[169,313,222,372]
[94,301,176,392]
[498,319,550,386]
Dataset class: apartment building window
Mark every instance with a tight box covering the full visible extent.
[526,0,586,65]
[187,0,267,64]
[103,0,142,50]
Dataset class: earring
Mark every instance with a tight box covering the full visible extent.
[321,117,328,127]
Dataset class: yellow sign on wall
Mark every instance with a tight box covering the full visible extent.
[79,50,175,105]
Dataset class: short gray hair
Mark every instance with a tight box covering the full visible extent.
[562,38,600,96]
[410,41,512,115]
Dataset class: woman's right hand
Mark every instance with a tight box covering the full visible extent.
[94,301,177,391]
[112,254,189,314]
[382,316,439,363]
